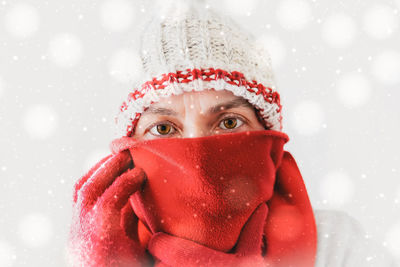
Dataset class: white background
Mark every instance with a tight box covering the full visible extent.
[0,0,399,266]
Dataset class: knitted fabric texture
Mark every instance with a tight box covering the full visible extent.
[110,130,317,266]
[115,0,282,137]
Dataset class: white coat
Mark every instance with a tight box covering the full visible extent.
[314,209,397,267]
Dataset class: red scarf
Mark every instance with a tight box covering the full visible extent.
[111,130,317,266]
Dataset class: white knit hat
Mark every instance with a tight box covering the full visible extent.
[115,0,282,137]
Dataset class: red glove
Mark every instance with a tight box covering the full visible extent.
[67,150,152,267]
[147,202,269,267]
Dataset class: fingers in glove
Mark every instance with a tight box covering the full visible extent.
[148,232,236,267]
[73,154,113,203]
[120,201,139,241]
[98,167,146,211]
[77,150,133,209]
[234,202,268,256]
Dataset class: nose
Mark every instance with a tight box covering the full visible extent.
[182,124,208,138]
[181,92,212,138]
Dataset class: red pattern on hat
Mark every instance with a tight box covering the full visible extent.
[118,67,282,137]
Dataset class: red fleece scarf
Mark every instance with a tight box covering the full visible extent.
[111,130,317,266]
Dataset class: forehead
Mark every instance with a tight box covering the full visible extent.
[141,89,254,117]
[150,89,243,106]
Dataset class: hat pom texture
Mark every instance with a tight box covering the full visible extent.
[115,0,283,137]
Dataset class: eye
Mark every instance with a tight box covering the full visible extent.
[148,122,177,136]
[218,116,244,130]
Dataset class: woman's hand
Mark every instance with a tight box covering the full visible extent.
[67,151,152,267]
[147,203,269,267]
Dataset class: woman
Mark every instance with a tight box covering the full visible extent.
[67,1,395,266]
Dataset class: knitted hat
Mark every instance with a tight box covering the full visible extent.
[115,0,283,137]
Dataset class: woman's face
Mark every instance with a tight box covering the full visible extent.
[133,89,266,140]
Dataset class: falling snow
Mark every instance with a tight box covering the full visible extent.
[3,2,39,39]
[108,48,143,84]
[321,13,357,48]
[319,171,355,207]
[48,33,83,68]
[291,100,325,135]
[99,0,137,32]
[0,76,4,99]
[0,241,16,267]
[17,213,53,248]
[363,4,399,39]
[23,105,58,139]
[335,72,372,108]
[0,0,399,266]
[371,50,400,85]
[276,0,312,31]
[256,34,286,69]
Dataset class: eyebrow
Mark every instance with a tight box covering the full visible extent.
[141,97,253,117]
